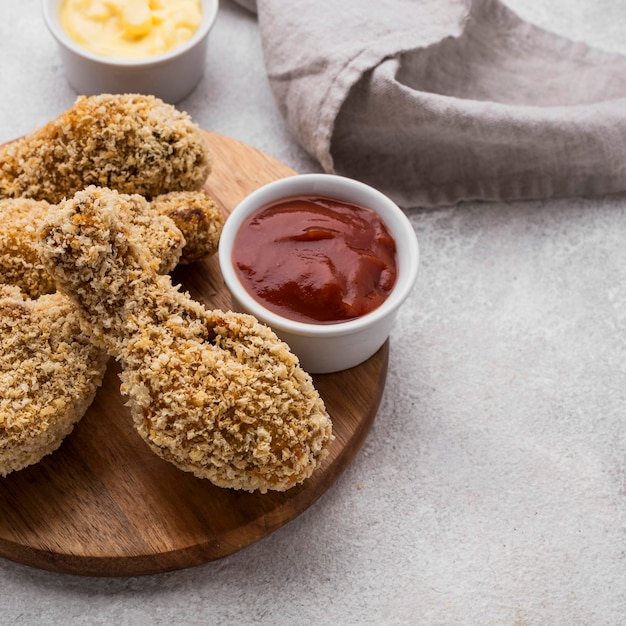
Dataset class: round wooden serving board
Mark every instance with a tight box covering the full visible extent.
[0,131,388,577]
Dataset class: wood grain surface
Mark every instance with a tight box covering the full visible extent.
[0,131,388,577]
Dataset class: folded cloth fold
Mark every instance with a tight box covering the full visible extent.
[234,0,626,208]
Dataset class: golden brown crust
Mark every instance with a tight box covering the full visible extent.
[0,193,183,297]
[151,190,224,263]
[0,198,57,297]
[0,285,108,476]
[40,186,333,493]
[0,185,220,475]
[0,97,222,477]
[0,94,212,203]
[0,189,223,298]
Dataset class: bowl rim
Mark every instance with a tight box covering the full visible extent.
[42,0,219,68]
[218,173,420,339]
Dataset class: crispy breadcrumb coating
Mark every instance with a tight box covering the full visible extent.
[151,190,224,263]
[40,186,333,493]
[0,285,108,476]
[0,198,55,297]
[0,94,212,203]
[0,193,182,297]
[0,96,220,477]
[0,189,221,474]
[0,187,180,475]
[0,190,222,298]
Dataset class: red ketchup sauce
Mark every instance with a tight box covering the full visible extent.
[232,195,398,324]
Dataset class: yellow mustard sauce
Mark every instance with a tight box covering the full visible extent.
[59,0,202,59]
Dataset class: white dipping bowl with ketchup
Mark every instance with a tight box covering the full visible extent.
[219,174,419,374]
[42,0,219,104]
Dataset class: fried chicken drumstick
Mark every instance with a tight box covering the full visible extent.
[0,94,212,203]
[40,186,333,493]
[0,285,108,476]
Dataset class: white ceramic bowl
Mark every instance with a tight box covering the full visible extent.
[42,0,219,103]
[218,174,419,374]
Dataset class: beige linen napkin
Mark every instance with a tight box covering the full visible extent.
[235,0,626,208]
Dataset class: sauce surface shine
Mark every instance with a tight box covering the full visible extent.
[60,0,202,60]
[233,196,398,324]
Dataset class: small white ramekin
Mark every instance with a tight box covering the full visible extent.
[218,174,419,374]
[42,0,219,103]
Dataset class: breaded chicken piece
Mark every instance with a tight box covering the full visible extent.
[0,285,108,476]
[0,190,223,298]
[40,187,333,493]
[0,94,212,203]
